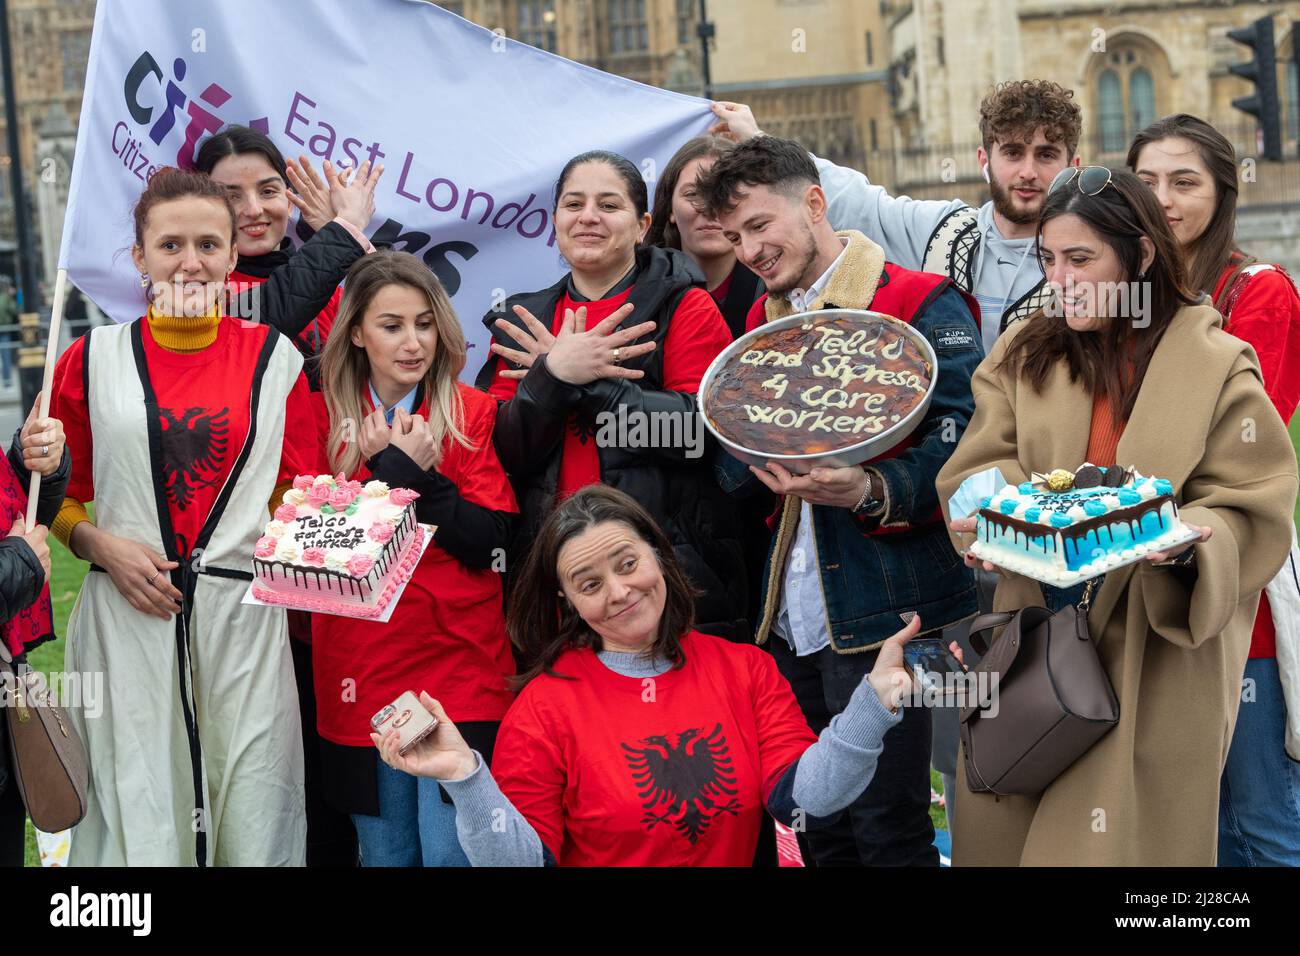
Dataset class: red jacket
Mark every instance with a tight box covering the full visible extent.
[1213,255,1300,658]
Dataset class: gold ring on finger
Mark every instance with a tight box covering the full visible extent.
[611,347,622,365]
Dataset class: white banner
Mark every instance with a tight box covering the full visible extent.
[60,0,712,377]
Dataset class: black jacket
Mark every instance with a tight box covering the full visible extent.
[475,245,748,641]
[0,428,69,640]
[229,222,366,385]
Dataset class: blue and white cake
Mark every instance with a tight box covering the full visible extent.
[968,465,1193,585]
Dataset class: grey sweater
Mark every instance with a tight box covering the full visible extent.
[439,647,901,866]
[815,155,1042,355]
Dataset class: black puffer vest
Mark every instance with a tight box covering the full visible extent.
[474,245,748,641]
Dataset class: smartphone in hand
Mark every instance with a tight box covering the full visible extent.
[902,638,965,699]
[371,691,438,755]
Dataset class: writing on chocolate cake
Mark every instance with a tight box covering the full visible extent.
[733,326,925,437]
[705,313,933,456]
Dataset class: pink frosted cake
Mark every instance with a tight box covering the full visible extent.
[251,474,425,618]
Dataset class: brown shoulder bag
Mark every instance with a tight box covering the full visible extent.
[959,580,1119,796]
[0,641,88,832]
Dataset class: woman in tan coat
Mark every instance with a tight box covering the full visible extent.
[936,167,1298,866]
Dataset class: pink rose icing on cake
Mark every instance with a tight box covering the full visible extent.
[251,473,424,619]
[389,487,420,507]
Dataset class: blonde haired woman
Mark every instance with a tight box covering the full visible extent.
[313,250,517,866]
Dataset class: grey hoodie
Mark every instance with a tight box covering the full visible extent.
[815,155,1043,355]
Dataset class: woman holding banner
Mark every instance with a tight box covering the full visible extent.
[1128,115,1300,867]
[49,168,318,866]
[313,250,516,867]
[476,150,748,643]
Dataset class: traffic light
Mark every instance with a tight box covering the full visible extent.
[1227,15,1282,161]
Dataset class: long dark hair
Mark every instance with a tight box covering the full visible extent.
[195,124,290,184]
[998,168,1198,423]
[508,485,698,687]
[646,135,735,249]
[1126,114,1242,294]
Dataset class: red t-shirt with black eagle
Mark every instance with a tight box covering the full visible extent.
[492,630,816,867]
[51,318,318,561]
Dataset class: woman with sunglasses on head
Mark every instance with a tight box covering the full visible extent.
[1130,115,1300,867]
[476,150,748,643]
[937,166,1298,865]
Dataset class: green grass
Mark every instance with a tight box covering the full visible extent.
[1292,416,1300,529]
[22,511,90,867]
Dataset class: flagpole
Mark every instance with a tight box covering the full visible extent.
[24,267,66,528]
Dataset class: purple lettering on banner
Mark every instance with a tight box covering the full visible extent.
[517,207,548,240]
[250,117,270,134]
[341,137,363,167]
[148,59,189,146]
[426,178,458,213]
[308,120,338,160]
[395,151,422,203]
[462,188,494,225]
[547,227,557,248]
[284,92,316,146]
[491,192,534,229]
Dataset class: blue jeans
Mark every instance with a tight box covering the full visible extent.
[351,754,470,867]
[1219,657,1300,866]
[771,636,937,866]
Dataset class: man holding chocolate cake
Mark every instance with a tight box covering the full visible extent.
[696,136,983,866]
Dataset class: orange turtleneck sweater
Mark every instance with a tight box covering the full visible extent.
[50,307,303,556]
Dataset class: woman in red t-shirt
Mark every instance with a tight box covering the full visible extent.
[373,485,942,867]
[474,150,749,643]
[1130,115,1300,866]
[314,250,517,867]
[49,168,318,866]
